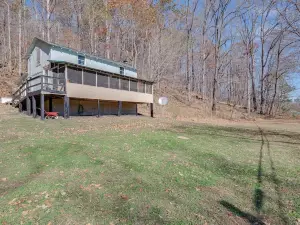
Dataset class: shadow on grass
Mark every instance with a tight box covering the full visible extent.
[164,123,291,224]
[218,126,289,224]
[219,200,265,225]
[0,151,46,196]
[166,124,300,146]
[258,127,289,224]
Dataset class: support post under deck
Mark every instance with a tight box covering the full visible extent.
[97,99,101,117]
[32,95,37,118]
[150,103,154,118]
[19,102,22,113]
[64,95,69,119]
[118,101,122,116]
[136,104,138,116]
[26,97,31,116]
[40,94,45,120]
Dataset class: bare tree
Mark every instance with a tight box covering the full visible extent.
[4,0,12,72]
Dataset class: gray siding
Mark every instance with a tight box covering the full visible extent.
[28,41,50,77]
[50,46,137,78]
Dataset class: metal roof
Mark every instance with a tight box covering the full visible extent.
[26,37,137,72]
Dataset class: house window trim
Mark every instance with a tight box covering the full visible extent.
[120,67,124,75]
[78,55,86,66]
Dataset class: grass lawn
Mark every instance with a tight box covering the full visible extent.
[0,106,300,224]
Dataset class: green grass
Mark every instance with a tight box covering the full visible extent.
[0,109,300,224]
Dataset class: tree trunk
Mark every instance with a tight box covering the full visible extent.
[212,43,218,113]
[18,0,22,77]
[5,1,12,72]
[201,0,209,99]
[47,0,50,42]
[247,49,251,114]
[260,39,264,114]
[251,53,257,111]
[104,0,110,59]
[269,45,281,115]
[191,47,195,92]
[186,29,190,101]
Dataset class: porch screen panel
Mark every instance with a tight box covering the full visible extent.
[68,67,82,84]
[120,78,129,91]
[83,69,96,86]
[146,83,152,94]
[52,65,65,92]
[110,76,119,89]
[97,73,109,88]
[130,80,137,92]
[138,81,145,93]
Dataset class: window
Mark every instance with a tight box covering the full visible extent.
[146,83,152,94]
[138,81,145,93]
[83,69,96,86]
[97,73,109,88]
[120,67,124,75]
[36,48,41,65]
[130,80,138,92]
[78,55,85,65]
[120,78,129,91]
[68,66,82,84]
[110,76,119,89]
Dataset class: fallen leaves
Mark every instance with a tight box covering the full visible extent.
[177,136,190,140]
[120,194,129,200]
[104,193,112,198]
[22,210,29,216]
[8,198,17,205]
[80,184,102,192]
[44,200,52,208]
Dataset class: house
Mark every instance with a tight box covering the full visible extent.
[12,37,154,119]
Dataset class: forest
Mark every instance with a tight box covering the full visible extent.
[1,0,300,116]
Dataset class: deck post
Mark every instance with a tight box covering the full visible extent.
[40,94,45,120]
[19,102,22,113]
[118,101,122,116]
[64,95,69,119]
[49,97,53,112]
[32,95,37,118]
[150,103,154,118]
[26,97,31,116]
[136,104,138,116]
[97,99,101,117]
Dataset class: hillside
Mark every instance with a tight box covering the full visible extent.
[0,68,19,97]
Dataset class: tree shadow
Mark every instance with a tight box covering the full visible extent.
[259,127,289,224]
[254,127,264,215]
[219,200,265,225]
[219,126,289,225]
[166,124,300,146]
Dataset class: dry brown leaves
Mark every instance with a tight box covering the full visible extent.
[80,184,102,192]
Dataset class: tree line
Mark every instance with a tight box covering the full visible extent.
[1,0,300,116]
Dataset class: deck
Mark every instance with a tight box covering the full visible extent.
[12,62,154,119]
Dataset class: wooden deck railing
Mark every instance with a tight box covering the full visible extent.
[12,73,66,106]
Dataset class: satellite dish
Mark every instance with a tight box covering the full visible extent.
[158,97,168,106]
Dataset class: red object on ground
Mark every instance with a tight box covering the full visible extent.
[45,111,59,119]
